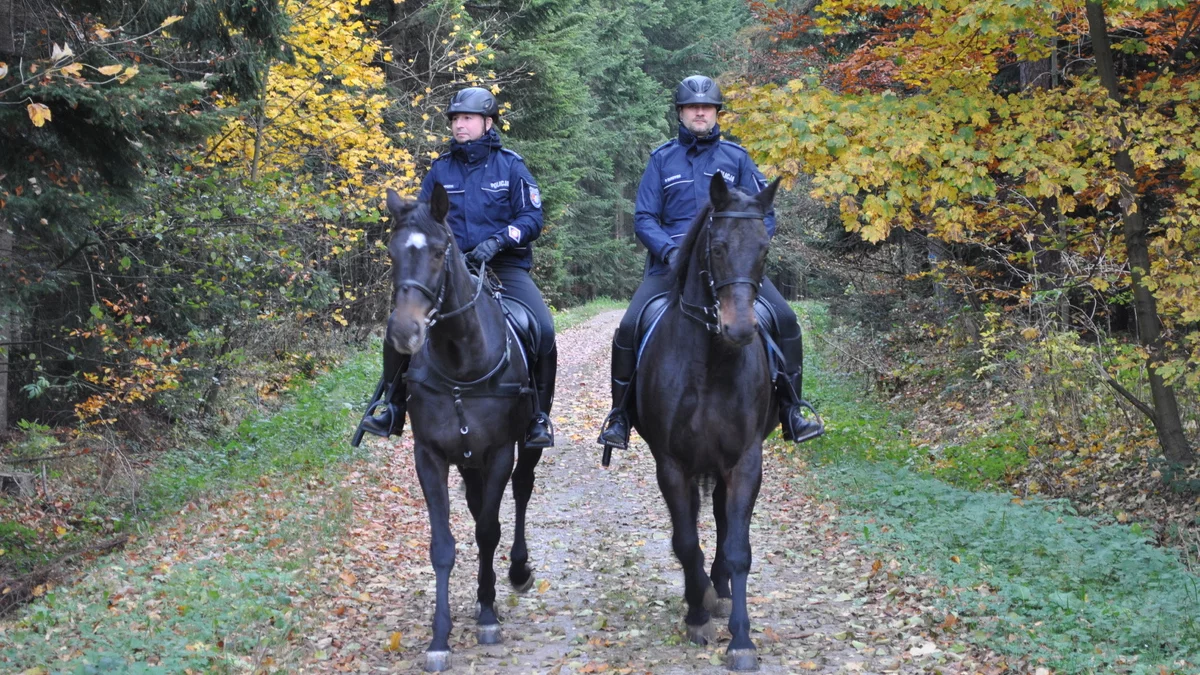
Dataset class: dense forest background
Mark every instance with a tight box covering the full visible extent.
[0,0,750,434]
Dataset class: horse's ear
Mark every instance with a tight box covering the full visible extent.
[386,188,420,229]
[386,188,406,216]
[756,177,782,209]
[430,182,450,224]
[709,172,731,209]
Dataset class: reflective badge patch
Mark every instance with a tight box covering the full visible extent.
[529,185,542,208]
[508,225,521,243]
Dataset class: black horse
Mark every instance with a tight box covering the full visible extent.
[383,185,542,672]
[632,175,783,671]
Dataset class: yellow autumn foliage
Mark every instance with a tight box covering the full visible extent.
[206,0,417,216]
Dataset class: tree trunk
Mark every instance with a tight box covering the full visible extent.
[0,213,11,433]
[1087,1,1193,465]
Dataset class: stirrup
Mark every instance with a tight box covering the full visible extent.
[524,413,554,449]
[781,400,824,443]
[597,409,630,450]
[598,409,630,468]
[352,399,400,447]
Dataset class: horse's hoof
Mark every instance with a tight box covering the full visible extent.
[703,586,732,618]
[424,650,452,672]
[477,623,502,645]
[511,564,534,593]
[726,648,759,671]
[686,620,716,646]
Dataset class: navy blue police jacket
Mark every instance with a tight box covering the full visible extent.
[635,124,775,277]
[419,128,543,270]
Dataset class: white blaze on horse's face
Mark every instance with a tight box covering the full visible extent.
[405,232,427,250]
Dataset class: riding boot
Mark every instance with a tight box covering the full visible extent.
[351,347,410,447]
[524,344,557,448]
[598,337,637,450]
[775,332,823,443]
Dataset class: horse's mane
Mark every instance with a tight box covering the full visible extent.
[670,203,712,295]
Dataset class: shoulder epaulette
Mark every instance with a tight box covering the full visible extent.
[719,139,748,154]
[499,147,524,161]
[650,140,676,155]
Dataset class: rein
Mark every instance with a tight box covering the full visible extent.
[679,209,767,334]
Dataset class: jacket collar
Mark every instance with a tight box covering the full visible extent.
[678,122,721,152]
[450,127,502,164]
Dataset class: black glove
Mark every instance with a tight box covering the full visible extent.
[468,236,505,266]
[664,247,679,265]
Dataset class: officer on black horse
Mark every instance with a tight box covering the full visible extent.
[355,86,557,449]
[598,75,821,452]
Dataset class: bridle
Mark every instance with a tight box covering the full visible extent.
[394,239,485,329]
[679,208,767,335]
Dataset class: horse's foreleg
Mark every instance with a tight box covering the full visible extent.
[414,446,455,672]
[474,443,514,645]
[654,458,714,645]
[706,476,733,618]
[509,444,542,592]
[458,466,483,521]
[723,446,764,671]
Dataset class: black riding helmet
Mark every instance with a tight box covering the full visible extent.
[674,75,723,110]
[447,87,500,124]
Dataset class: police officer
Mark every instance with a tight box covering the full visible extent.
[597,75,819,450]
[356,87,556,448]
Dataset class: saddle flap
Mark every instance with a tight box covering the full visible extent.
[635,293,670,352]
[500,297,539,364]
[753,296,778,338]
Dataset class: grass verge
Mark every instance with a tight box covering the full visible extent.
[786,301,1200,675]
[0,349,378,674]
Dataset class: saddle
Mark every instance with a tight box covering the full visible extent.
[634,293,786,379]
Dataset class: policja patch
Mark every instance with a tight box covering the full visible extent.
[529,185,542,208]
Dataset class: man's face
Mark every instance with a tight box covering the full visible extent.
[450,113,490,142]
[679,104,718,136]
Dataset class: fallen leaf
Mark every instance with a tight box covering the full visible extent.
[384,632,402,652]
[117,65,138,84]
[910,642,940,656]
[160,15,184,27]
[537,579,550,593]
